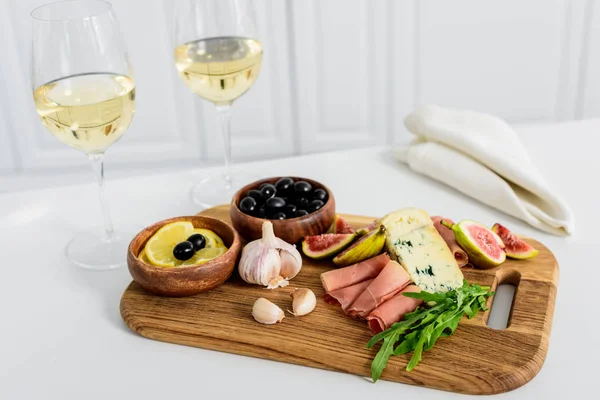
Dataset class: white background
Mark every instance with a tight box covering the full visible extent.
[1,0,599,190]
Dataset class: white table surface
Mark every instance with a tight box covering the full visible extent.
[1,120,597,399]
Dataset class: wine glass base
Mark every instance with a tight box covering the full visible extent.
[191,173,259,210]
[66,225,141,270]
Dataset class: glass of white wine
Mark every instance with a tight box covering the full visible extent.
[31,0,137,270]
[173,0,263,208]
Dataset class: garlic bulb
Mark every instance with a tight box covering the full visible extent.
[252,297,284,324]
[238,221,302,288]
[289,288,316,316]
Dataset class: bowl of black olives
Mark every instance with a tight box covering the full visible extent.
[230,176,335,243]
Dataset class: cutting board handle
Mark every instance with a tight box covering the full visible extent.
[484,269,521,328]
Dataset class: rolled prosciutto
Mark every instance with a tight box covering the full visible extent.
[431,216,469,267]
[324,279,374,312]
[346,261,410,319]
[320,253,390,293]
[367,285,424,333]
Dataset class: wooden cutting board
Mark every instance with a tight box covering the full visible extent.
[120,205,559,395]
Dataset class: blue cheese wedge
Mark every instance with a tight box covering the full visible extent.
[380,208,464,293]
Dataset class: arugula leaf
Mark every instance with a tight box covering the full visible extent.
[370,331,400,382]
[367,319,411,348]
[412,308,441,330]
[393,330,420,355]
[368,281,494,381]
[465,301,480,319]
[425,308,461,350]
[463,303,473,316]
[477,295,489,311]
[440,312,462,337]
[406,324,433,371]
[403,291,447,304]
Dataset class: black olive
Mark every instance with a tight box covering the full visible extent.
[257,207,267,218]
[271,212,286,220]
[239,196,257,214]
[266,196,286,211]
[260,183,276,199]
[173,241,195,261]
[294,181,312,195]
[246,189,264,204]
[275,177,294,195]
[308,199,324,212]
[186,234,206,251]
[295,209,308,217]
[258,183,269,190]
[312,188,328,202]
[284,204,297,216]
[295,197,309,209]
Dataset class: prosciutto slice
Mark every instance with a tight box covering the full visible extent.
[324,279,374,312]
[346,261,410,319]
[432,216,469,267]
[366,285,424,333]
[320,253,390,293]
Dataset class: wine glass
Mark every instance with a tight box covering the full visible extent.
[31,0,137,270]
[173,0,263,208]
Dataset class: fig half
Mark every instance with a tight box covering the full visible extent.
[442,220,506,269]
[302,233,356,260]
[356,220,378,236]
[492,223,539,259]
[327,215,356,234]
[332,225,386,267]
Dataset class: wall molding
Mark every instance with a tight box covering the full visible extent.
[0,2,19,174]
[576,0,596,119]
[554,0,590,121]
[391,0,417,144]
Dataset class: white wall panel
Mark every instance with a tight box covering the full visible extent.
[0,94,17,174]
[555,0,589,121]
[391,0,417,144]
[292,0,389,153]
[0,7,18,175]
[416,0,567,123]
[578,0,600,119]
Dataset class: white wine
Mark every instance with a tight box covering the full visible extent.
[174,37,263,104]
[34,73,135,153]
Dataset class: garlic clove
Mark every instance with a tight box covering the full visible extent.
[255,247,281,285]
[275,238,302,279]
[289,288,316,316]
[279,250,302,279]
[252,297,285,324]
[238,240,281,286]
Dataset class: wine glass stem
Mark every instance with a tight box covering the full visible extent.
[88,153,114,241]
[215,103,233,189]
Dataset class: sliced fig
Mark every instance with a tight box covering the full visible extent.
[491,229,505,249]
[492,223,539,259]
[441,220,506,269]
[327,214,356,234]
[333,225,386,267]
[302,233,356,260]
[356,220,378,236]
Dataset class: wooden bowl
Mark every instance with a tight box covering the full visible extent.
[127,216,241,297]
[230,176,335,244]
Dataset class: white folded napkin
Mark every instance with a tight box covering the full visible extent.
[394,105,574,236]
